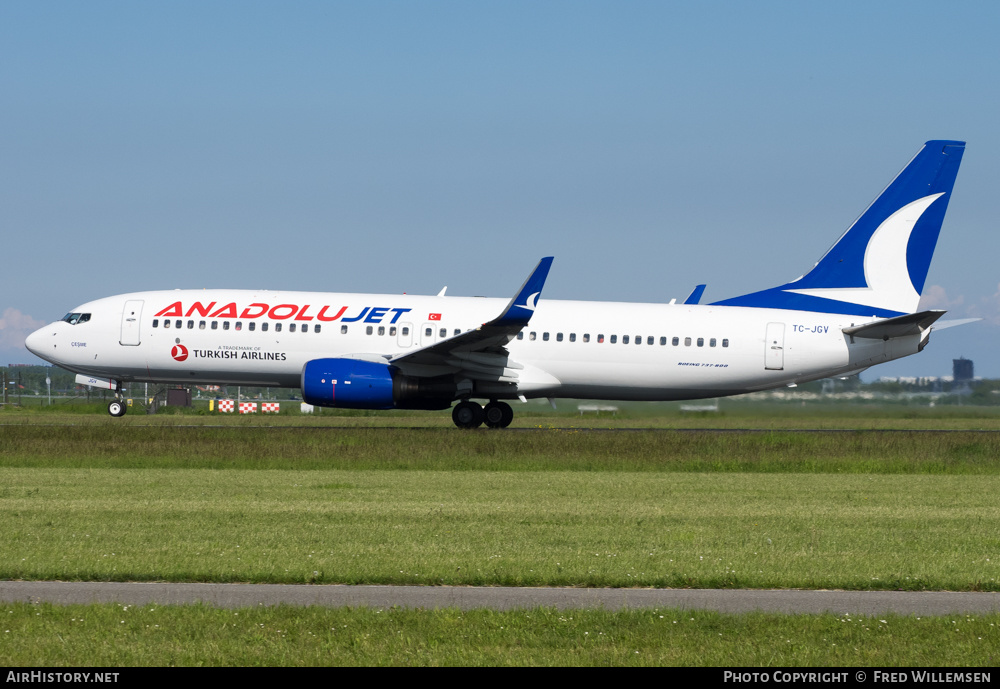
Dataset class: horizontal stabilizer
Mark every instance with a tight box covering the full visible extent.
[931,317,981,331]
[842,310,945,340]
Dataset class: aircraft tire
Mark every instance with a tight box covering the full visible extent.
[484,401,514,429]
[452,400,484,429]
[108,400,127,417]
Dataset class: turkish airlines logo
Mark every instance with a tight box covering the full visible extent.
[171,344,189,362]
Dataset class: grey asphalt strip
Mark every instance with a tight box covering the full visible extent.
[2,582,999,615]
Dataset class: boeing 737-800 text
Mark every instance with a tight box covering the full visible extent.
[26,141,971,428]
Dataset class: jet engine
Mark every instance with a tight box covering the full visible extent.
[301,358,456,410]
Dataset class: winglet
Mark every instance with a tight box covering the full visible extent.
[684,284,707,305]
[492,257,554,327]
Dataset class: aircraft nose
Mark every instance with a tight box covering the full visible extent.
[24,325,52,357]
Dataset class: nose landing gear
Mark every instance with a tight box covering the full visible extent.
[451,400,513,429]
[107,381,127,417]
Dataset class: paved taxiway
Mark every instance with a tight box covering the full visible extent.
[2,582,999,614]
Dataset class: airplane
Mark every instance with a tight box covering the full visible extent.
[25,140,972,428]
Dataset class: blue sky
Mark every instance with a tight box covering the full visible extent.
[3,1,999,378]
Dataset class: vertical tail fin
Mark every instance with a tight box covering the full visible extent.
[712,140,965,317]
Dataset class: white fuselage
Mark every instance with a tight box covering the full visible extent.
[26,289,916,401]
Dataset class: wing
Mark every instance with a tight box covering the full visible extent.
[388,257,553,384]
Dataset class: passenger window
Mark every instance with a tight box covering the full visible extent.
[425,327,432,337]
[684,337,691,346]
[315,325,321,333]
[199,321,206,330]
[248,322,255,332]
[366,326,373,335]
[454,329,461,336]
[672,337,679,346]
[341,325,348,334]
[211,321,218,330]
[583,334,590,343]
[289,323,296,333]
[517,332,524,340]
[647,336,654,345]
[175,320,182,329]
[235,322,242,331]
[610,335,617,344]
[529,332,536,341]
[401,326,409,336]
[275,323,281,333]
[439,328,446,338]
[302,325,308,334]
[623,335,629,344]
[223,321,230,331]
[697,337,704,347]
[569,333,576,342]
[187,320,194,329]
[163,320,170,329]
[710,338,716,347]
[378,326,385,336]
[262,323,268,332]
[722,339,729,348]
[635,336,641,345]
[543,332,550,341]
[153,319,159,328]
[597,334,604,343]
[660,337,666,345]
[556,333,563,342]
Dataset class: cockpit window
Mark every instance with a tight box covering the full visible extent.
[61,313,91,325]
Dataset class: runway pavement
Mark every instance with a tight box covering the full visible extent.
[2,582,999,615]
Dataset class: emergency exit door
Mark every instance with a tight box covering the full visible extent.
[120,300,144,346]
[764,322,785,370]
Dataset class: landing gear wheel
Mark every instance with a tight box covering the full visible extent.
[452,400,484,429]
[108,400,127,417]
[484,401,514,429]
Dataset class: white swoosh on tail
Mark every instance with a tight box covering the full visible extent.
[785,193,944,313]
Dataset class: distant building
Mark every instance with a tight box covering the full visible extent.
[953,357,974,382]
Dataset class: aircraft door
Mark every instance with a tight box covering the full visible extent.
[120,300,144,346]
[764,322,785,370]
[397,322,414,348]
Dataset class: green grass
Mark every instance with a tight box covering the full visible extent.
[2,412,999,665]
[6,402,1000,429]
[3,423,1000,473]
[0,603,996,666]
[2,469,998,589]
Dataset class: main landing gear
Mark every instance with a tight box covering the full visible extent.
[107,382,127,417]
[452,400,514,429]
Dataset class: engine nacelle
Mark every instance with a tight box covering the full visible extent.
[301,358,456,410]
